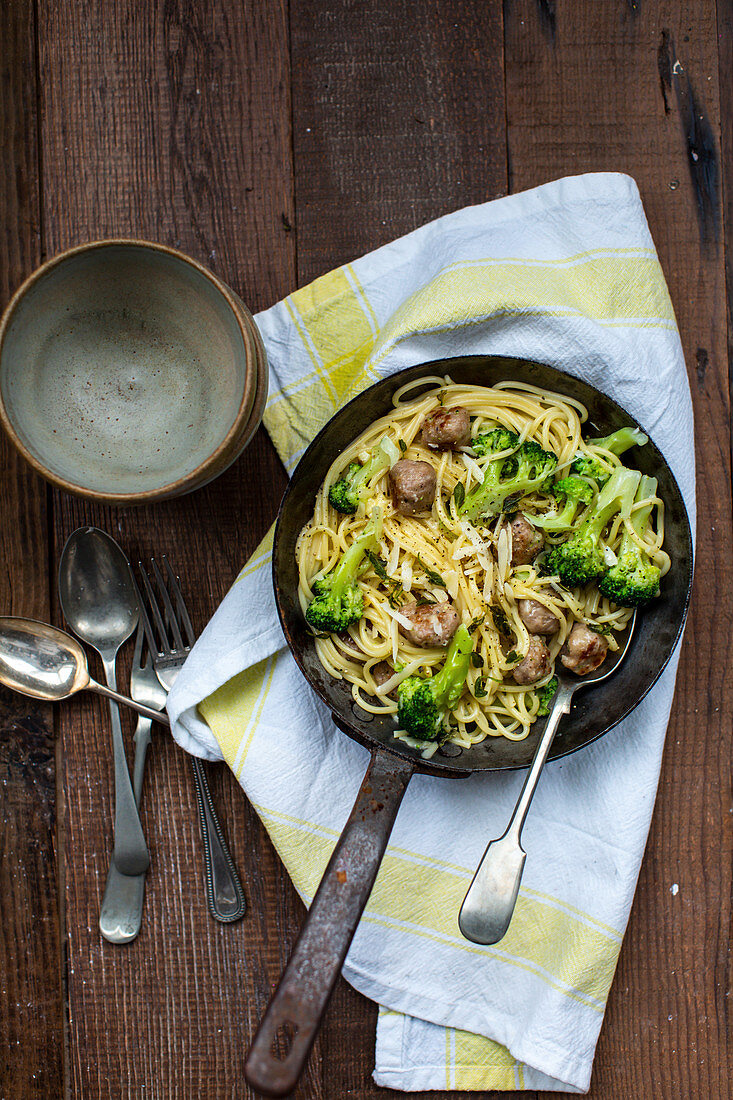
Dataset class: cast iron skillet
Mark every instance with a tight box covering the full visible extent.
[245,356,693,1096]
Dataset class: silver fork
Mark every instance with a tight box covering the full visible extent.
[138,556,246,923]
[99,623,167,943]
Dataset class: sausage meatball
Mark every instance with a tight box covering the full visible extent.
[512,635,551,685]
[389,459,437,516]
[560,623,609,676]
[506,514,545,566]
[398,600,460,647]
[518,598,560,636]
[421,406,471,450]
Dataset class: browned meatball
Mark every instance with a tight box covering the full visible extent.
[512,635,551,685]
[506,514,544,566]
[398,601,460,647]
[421,406,471,450]
[389,459,437,516]
[560,623,609,676]
[518,598,560,636]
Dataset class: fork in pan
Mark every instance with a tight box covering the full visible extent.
[138,557,246,923]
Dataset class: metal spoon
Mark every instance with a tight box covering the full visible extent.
[0,617,170,724]
[58,526,149,877]
[459,612,637,946]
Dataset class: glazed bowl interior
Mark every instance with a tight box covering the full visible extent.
[273,356,694,777]
[0,242,254,499]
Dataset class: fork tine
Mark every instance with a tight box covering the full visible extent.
[132,617,145,667]
[131,571,161,658]
[162,556,196,648]
[138,564,171,655]
[150,557,186,651]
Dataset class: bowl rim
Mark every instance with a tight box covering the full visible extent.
[0,237,262,503]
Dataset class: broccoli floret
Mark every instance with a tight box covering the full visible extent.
[305,508,383,633]
[328,436,397,514]
[598,475,661,607]
[397,625,472,740]
[460,437,558,522]
[531,475,594,532]
[470,427,520,457]
[545,465,641,587]
[536,676,559,716]
[570,426,648,487]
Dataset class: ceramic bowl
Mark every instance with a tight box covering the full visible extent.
[0,240,268,503]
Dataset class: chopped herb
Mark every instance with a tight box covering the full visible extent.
[365,550,389,580]
[588,621,612,635]
[505,650,520,664]
[387,584,405,608]
[437,389,445,406]
[467,613,485,635]
[474,676,488,698]
[398,438,407,453]
[415,593,437,606]
[490,606,510,635]
[470,651,484,668]
[502,492,522,513]
[453,482,465,511]
[536,676,558,716]
[416,555,446,587]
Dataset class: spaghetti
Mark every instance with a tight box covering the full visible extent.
[295,377,669,751]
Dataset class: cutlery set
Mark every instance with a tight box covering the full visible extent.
[2,525,245,944]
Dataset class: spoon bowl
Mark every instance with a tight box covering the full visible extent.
[0,617,91,700]
[58,527,140,649]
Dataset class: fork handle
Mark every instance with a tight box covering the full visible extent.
[191,757,246,923]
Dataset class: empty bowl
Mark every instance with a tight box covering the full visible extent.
[0,240,268,502]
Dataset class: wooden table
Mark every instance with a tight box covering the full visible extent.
[1,2,730,1097]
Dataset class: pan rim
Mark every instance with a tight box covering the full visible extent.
[272,355,694,776]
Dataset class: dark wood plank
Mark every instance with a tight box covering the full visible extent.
[0,4,65,1100]
[289,0,508,283]
[288,2,509,1096]
[36,0,309,1096]
[503,3,731,1098]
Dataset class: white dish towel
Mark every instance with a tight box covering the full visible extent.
[167,173,695,1093]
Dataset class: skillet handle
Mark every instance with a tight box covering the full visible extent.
[244,749,415,1097]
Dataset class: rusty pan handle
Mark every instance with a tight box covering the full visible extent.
[244,748,415,1097]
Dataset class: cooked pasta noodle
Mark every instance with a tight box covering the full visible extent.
[296,377,669,747]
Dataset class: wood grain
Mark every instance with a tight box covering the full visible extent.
[503,2,731,1097]
[0,4,64,1100]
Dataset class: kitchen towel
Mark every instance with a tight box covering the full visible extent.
[167,173,695,1092]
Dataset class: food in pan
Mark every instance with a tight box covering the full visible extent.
[295,376,669,755]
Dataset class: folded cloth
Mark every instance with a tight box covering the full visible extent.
[167,173,695,1093]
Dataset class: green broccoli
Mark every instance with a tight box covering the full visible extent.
[470,427,520,457]
[570,426,649,486]
[544,465,641,587]
[305,508,383,633]
[328,436,398,514]
[397,625,472,740]
[460,435,558,522]
[536,676,559,716]
[531,475,594,532]
[598,475,661,607]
